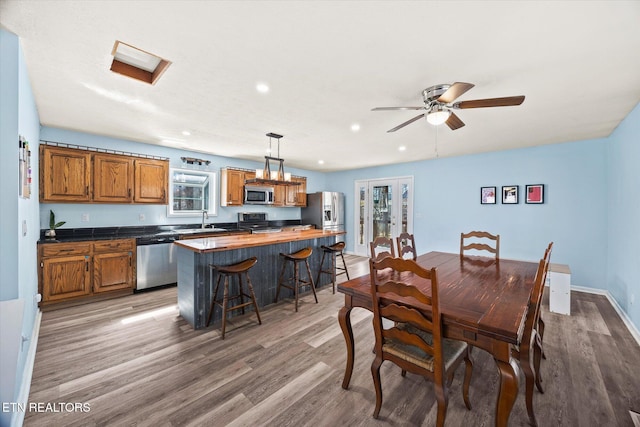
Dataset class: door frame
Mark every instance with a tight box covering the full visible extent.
[353,176,414,257]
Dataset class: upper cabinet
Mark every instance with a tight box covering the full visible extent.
[39,144,168,205]
[221,166,307,207]
[40,145,92,202]
[134,158,168,204]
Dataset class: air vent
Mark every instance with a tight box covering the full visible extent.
[110,40,171,85]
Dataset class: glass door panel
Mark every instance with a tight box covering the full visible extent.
[372,183,393,240]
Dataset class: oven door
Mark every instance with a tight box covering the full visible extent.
[244,186,274,204]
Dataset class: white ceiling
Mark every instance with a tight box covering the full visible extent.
[2,1,639,172]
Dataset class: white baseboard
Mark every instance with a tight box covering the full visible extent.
[570,285,640,347]
[11,309,41,427]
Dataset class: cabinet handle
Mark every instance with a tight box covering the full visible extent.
[59,248,73,252]
[128,188,132,197]
[86,185,89,195]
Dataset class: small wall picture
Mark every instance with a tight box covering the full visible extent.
[502,185,519,204]
[526,184,544,204]
[480,186,497,204]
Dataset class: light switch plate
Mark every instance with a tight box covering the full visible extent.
[22,220,27,236]
[81,213,89,222]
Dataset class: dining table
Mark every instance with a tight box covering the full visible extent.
[337,251,539,427]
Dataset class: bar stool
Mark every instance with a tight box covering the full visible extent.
[316,241,350,294]
[207,257,262,339]
[275,247,317,312]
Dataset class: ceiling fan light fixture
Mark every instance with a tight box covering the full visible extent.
[426,106,451,126]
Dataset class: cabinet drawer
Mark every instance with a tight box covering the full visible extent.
[93,239,135,253]
[41,242,91,257]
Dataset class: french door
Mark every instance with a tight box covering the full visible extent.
[354,177,413,257]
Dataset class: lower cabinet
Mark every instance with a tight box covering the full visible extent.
[39,239,136,308]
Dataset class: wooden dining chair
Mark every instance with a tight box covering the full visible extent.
[369,256,473,426]
[396,232,417,260]
[533,242,553,388]
[460,231,500,259]
[511,257,548,427]
[369,236,396,261]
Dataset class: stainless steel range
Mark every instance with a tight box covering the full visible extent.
[238,212,282,234]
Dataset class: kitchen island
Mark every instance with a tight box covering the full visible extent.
[174,229,345,329]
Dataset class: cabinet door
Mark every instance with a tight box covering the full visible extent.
[41,255,91,301]
[93,251,133,293]
[93,153,134,203]
[273,184,286,206]
[221,169,245,206]
[39,145,92,202]
[295,177,307,206]
[135,159,168,204]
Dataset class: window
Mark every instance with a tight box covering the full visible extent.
[167,168,217,217]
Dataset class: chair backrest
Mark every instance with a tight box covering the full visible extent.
[396,233,417,260]
[460,231,500,259]
[369,256,444,377]
[370,236,396,261]
[533,242,553,324]
[521,258,547,349]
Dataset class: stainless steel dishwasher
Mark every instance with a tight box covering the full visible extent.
[136,233,178,290]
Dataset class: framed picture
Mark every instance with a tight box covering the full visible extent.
[480,186,497,204]
[502,185,519,204]
[525,184,544,204]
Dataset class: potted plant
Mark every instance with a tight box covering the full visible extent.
[45,210,66,238]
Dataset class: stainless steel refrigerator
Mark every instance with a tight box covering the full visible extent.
[302,191,344,232]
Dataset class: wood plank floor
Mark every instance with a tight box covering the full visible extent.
[25,254,640,426]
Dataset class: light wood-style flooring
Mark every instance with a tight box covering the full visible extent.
[26,254,640,426]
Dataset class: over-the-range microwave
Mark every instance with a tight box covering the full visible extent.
[244,185,274,205]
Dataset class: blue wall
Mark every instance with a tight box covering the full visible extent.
[39,127,327,229]
[0,29,41,427]
[607,103,640,328]
[327,138,608,290]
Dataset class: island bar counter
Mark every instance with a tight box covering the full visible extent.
[174,229,345,329]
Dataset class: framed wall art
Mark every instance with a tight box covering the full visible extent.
[480,186,497,204]
[502,185,519,204]
[525,184,544,204]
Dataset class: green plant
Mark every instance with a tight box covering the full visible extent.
[49,210,66,229]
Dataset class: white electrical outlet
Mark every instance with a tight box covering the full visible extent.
[81,213,90,222]
[139,213,145,221]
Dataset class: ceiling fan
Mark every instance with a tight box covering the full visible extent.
[372,82,525,132]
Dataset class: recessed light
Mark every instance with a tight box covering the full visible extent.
[351,123,360,132]
[182,130,191,136]
[318,160,325,165]
[110,40,171,85]
[398,146,406,151]
[256,83,270,93]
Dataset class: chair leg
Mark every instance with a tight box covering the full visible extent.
[523,349,538,426]
[221,276,230,339]
[305,259,318,303]
[462,346,473,410]
[207,273,223,327]
[330,252,336,294]
[245,272,262,325]
[294,262,299,312]
[539,317,547,359]
[237,273,246,315]
[534,333,544,393]
[371,357,383,419]
[339,251,350,280]
[434,383,450,427]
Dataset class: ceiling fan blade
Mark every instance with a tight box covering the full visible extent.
[455,95,525,109]
[446,112,465,130]
[372,107,424,111]
[437,82,475,104]
[387,114,425,132]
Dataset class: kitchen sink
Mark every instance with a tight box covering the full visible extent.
[178,228,228,234]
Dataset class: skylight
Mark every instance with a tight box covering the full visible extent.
[110,40,171,85]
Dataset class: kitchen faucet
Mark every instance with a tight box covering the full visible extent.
[201,210,208,228]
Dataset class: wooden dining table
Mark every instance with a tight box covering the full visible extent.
[337,251,539,427]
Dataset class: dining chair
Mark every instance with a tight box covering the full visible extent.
[534,242,553,387]
[460,231,500,259]
[369,256,473,426]
[369,236,396,261]
[396,232,417,260]
[511,257,548,427]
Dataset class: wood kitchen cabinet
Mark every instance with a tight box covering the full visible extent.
[40,144,168,204]
[220,168,255,206]
[93,153,134,203]
[134,158,168,203]
[39,145,92,202]
[92,240,135,293]
[285,176,307,207]
[38,238,136,309]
